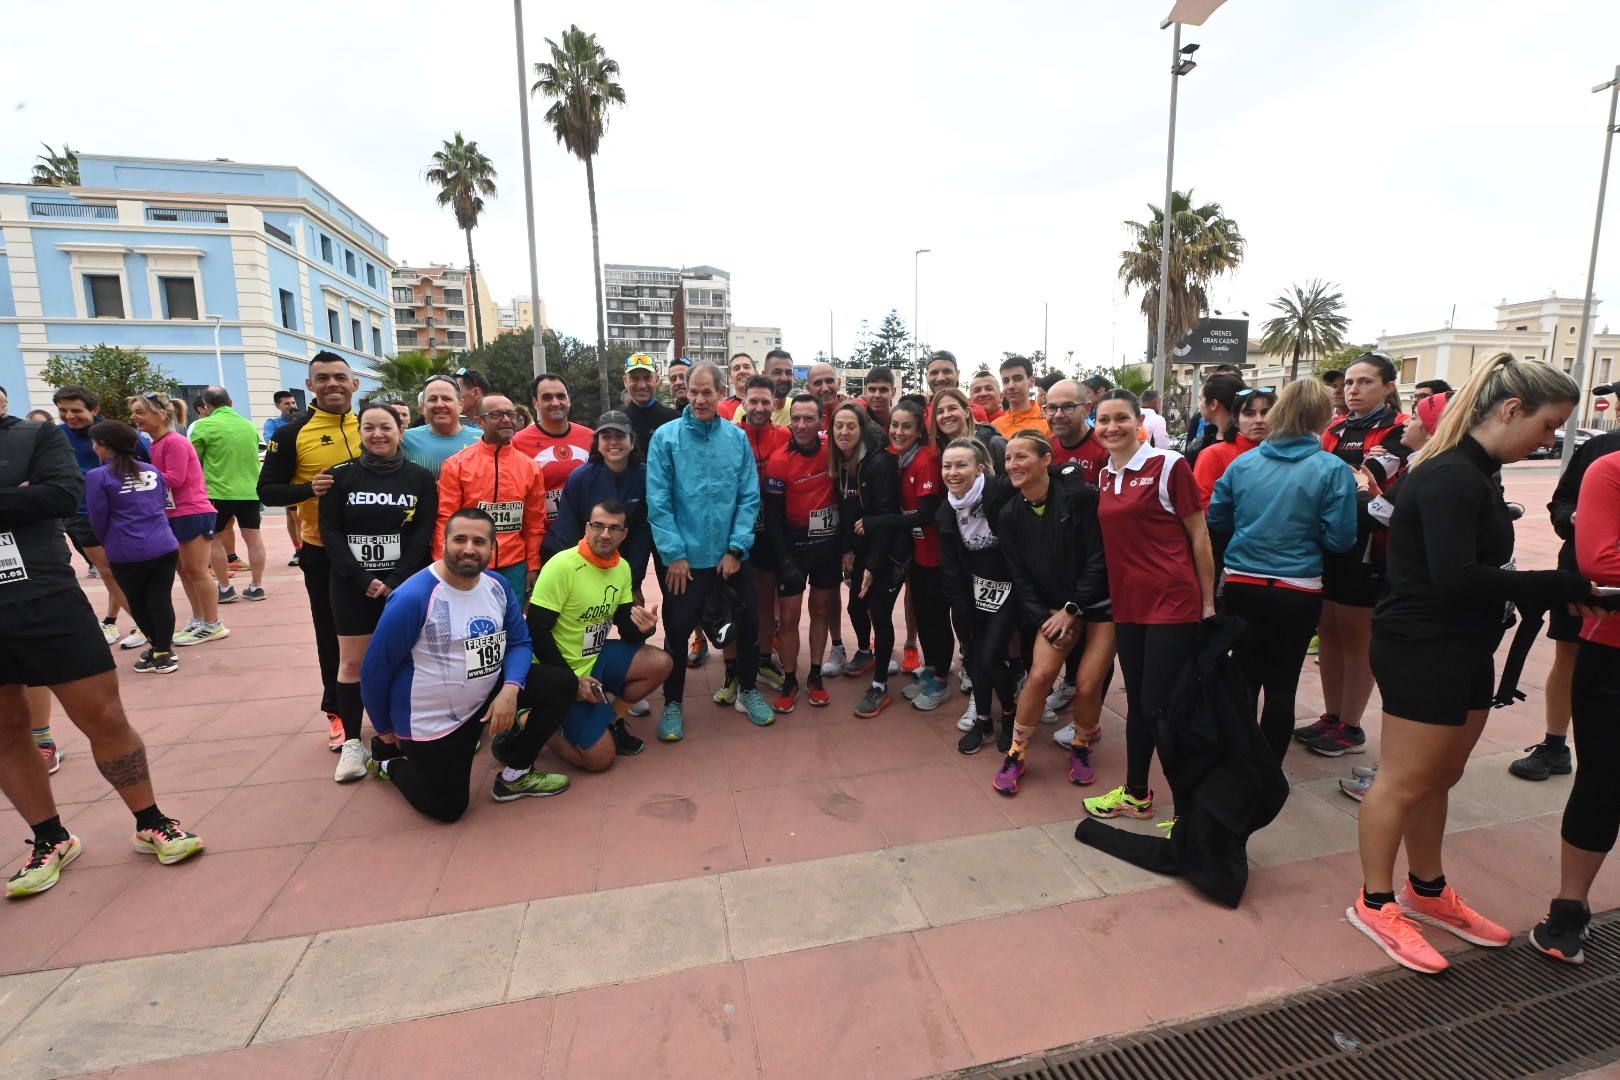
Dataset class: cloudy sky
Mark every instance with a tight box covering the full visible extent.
[5,0,1619,369]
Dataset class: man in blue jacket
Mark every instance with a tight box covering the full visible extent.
[645,361,775,738]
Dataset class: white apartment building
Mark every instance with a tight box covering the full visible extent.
[727,324,783,363]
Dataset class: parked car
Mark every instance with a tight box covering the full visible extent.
[1536,427,1602,459]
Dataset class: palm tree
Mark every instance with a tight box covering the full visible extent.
[424,134,497,349]
[1118,190,1245,359]
[532,24,626,405]
[370,350,454,401]
[31,143,79,186]
[1260,280,1350,383]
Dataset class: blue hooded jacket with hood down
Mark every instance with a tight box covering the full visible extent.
[1208,435,1358,579]
[646,405,760,570]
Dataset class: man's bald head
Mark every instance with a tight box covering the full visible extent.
[807,363,841,408]
[1045,379,1087,442]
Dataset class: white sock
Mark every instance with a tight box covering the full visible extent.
[500,766,527,783]
[378,759,392,776]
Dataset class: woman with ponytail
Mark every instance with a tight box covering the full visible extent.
[1347,356,1593,976]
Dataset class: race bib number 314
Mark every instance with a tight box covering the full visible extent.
[479,501,524,533]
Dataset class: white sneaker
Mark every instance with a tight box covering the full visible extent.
[629,698,651,717]
[1041,706,1059,725]
[956,700,979,732]
[1054,722,1076,748]
[821,644,848,677]
[1045,677,1076,712]
[100,620,121,646]
[958,666,973,694]
[334,739,369,782]
[887,657,901,676]
[119,630,148,651]
[174,620,230,647]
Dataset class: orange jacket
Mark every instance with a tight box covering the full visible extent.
[434,439,548,570]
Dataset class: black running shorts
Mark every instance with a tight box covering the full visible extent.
[0,589,117,687]
[1370,633,1495,727]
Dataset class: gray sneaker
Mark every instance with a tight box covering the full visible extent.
[243,586,267,601]
[174,621,230,647]
[912,674,951,712]
[218,586,239,604]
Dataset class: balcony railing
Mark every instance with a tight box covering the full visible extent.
[146,207,228,224]
[31,201,115,220]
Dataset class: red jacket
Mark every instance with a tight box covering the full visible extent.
[435,440,548,570]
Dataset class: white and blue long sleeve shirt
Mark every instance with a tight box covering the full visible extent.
[361,565,533,740]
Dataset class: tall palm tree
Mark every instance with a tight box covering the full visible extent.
[1260,280,1350,382]
[532,24,626,405]
[370,350,454,401]
[1118,190,1245,359]
[424,134,497,349]
[31,143,79,186]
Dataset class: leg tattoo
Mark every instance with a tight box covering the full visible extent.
[97,746,151,791]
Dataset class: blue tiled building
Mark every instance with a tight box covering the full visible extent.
[0,155,393,422]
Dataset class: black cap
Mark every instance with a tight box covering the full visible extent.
[595,410,633,437]
[927,350,957,366]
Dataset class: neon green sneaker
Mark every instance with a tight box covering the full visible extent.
[7,834,82,898]
[712,675,739,706]
[132,819,204,865]
[492,769,571,802]
[1083,785,1155,820]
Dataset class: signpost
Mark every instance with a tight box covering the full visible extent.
[1598,399,1611,412]
[1172,317,1250,366]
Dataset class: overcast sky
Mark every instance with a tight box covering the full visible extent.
[5,0,1619,369]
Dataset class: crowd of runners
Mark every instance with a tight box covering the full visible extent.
[2,344,1618,980]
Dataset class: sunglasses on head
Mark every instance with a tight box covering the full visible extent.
[1234,387,1276,397]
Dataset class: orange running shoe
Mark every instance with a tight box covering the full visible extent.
[901,644,922,674]
[1396,883,1511,947]
[1345,892,1449,974]
[326,712,345,751]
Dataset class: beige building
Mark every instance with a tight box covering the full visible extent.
[727,324,784,363]
[497,296,545,337]
[390,263,498,355]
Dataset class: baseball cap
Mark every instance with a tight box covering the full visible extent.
[927,350,958,366]
[1416,391,1449,434]
[596,409,633,436]
[670,356,693,369]
[624,353,657,374]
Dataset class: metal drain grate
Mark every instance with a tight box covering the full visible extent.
[968,911,1620,1080]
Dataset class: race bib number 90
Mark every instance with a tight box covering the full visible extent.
[972,575,1011,613]
[808,505,839,539]
[464,630,507,680]
[583,619,610,657]
[0,532,26,585]
[348,533,401,570]
[479,501,524,533]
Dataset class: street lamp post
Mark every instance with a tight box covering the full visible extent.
[1151,25,1199,399]
[514,0,546,376]
[206,313,224,386]
[1563,64,1620,470]
[913,248,931,373]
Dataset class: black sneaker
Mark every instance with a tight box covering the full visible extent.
[1529,899,1590,964]
[133,651,178,674]
[957,715,994,755]
[1293,714,1335,743]
[611,718,645,757]
[1508,742,1572,781]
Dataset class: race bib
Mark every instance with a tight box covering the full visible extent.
[911,526,924,539]
[479,500,524,533]
[583,619,610,658]
[545,487,563,522]
[808,505,839,539]
[972,575,1011,613]
[164,489,176,510]
[464,630,507,679]
[348,533,401,570]
[0,532,26,585]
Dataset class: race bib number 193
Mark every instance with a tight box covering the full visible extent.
[464,630,507,679]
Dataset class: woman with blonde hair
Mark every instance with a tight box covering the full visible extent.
[1347,356,1593,975]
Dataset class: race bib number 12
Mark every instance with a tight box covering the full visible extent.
[808,505,839,539]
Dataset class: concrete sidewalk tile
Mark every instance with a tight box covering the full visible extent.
[328,999,552,1079]
[545,963,756,1080]
[732,778,887,868]
[51,845,311,968]
[601,737,732,807]
[429,803,603,915]
[0,970,72,1045]
[256,904,524,1042]
[1453,751,1577,820]
[1239,856,1389,983]
[1247,789,1361,867]
[827,716,958,776]
[916,906,1153,1062]
[1039,820,1172,895]
[721,850,927,960]
[509,876,727,998]
[149,735,288,792]
[248,830,454,941]
[241,734,334,787]
[0,937,308,1080]
[720,725,845,790]
[109,1033,343,1078]
[191,779,355,853]
[892,827,1102,924]
[119,702,228,746]
[0,864,142,976]
[745,933,972,1080]
[846,762,1010,847]
[594,791,746,891]
[316,779,448,841]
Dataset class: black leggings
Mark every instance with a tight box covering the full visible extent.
[848,552,902,684]
[909,564,955,676]
[660,565,760,703]
[1223,581,1323,762]
[954,602,1019,718]
[110,552,179,653]
[1115,621,1201,796]
[386,663,575,823]
[1561,640,1620,854]
[298,543,340,715]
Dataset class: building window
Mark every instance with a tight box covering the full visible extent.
[446,330,467,347]
[1563,356,1575,372]
[392,286,413,303]
[344,250,356,276]
[328,309,341,343]
[1599,357,1613,384]
[396,329,419,346]
[371,326,382,356]
[279,289,297,330]
[1399,357,1415,383]
[366,264,376,288]
[1569,325,1577,335]
[85,274,125,318]
[351,318,363,349]
[394,308,415,322]
[443,288,464,305]
[158,276,199,320]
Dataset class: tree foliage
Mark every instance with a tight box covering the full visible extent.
[41,345,178,420]
[1259,280,1350,382]
[368,350,455,401]
[851,310,919,386]
[424,133,497,348]
[458,327,633,423]
[1074,363,1153,397]
[1118,190,1245,359]
[31,143,79,186]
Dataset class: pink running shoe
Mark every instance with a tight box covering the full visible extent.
[993,754,1025,796]
[39,743,62,776]
[1067,743,1096,786]
[1345,892,1449,974]
[1396,883,1511,947]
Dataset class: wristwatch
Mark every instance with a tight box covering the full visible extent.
[1063,601,1081,617]
[726,547,745,561]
